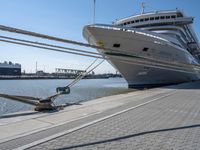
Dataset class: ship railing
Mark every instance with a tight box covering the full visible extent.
[90,24,170,43]
[114,9,184,23]
[89,24,192,52]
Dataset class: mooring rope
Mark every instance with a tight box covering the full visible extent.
[0,35,199,73]
[0,24,200,111]
[67,58,99,87]
[0,24,101,49]
[0,37,199,74]
[0,39,102,59]
[0,35,101,56]
[68,59,105,88]
[0,58,105,110]
[0,94,39,105]
[0,24,200,70]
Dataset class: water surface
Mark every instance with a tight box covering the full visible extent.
[0,78,133,116]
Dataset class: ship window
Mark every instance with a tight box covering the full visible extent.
[143,66,150,70]
[160,16,165,19]
[177,13,182,17]
[127,22,130,24]
[131,20,135,23]
[135,20,139,23]
[143,47,149,52]
[166,16,170,19]
[155,17,159,20]
[145,18,149,21]
[140,19,144,22]
[113,43,121,48]
[150,17,154,20]
[124,22,127,25]
[171,15,176,18]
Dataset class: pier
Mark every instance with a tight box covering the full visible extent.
[0,1,200,149]
[0,81,200,149]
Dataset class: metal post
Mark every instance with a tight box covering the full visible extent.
[36,61,38,73]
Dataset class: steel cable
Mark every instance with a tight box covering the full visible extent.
[0,37,199,74]
[0,35,101,56]
[1,24,200,70]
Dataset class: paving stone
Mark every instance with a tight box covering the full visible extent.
[28,86,200,150]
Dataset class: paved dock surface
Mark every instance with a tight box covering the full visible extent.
[0,81,200,149]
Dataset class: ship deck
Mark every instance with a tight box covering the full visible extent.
[0,81,200,149]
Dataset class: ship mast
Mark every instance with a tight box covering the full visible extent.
[141,2,145,14]
[93,0,96,23]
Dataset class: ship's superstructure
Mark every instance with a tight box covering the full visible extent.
[114,10,200,61]
[0,61,21,76]
[83,10,200,88]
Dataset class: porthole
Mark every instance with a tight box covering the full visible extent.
[143,47,149,52]
[113,44,121,48]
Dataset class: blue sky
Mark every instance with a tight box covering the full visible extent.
[0,0,200,73]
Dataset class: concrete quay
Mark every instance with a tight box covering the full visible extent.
[0,81,200,149]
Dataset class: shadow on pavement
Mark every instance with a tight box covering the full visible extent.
[0,111,41,119]
[57,124,200,150]
[163,81,200,89]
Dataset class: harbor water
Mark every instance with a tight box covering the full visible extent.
[0,78,134,116]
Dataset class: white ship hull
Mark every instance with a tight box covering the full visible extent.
[83,25,200,88]
[107,58,198,88]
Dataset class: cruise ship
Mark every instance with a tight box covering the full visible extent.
[0,61,21,76]
[83,9,200,88]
